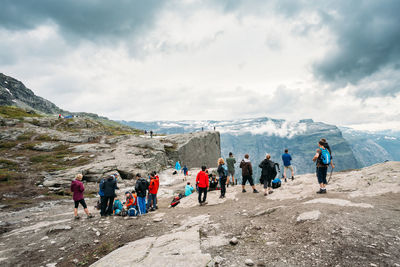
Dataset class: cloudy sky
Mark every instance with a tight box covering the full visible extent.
[1,0,399,131]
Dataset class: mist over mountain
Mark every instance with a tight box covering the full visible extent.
[121,118,369,180]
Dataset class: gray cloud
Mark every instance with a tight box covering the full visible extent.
[0,0,164,41]
[312,1,400,88]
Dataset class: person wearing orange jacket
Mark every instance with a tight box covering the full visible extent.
[147,172,159,211]
[196,166,209,206]
[154,172,160,209]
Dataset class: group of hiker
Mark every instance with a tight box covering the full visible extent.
[70,137,334,216]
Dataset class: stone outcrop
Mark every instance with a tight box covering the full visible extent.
[162,131,221,168]
[42,131,221,187]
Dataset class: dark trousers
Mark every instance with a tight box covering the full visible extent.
[198,187,207,203]
[147,193,157,210]
[101,196,114,216]
[219,177,227,197]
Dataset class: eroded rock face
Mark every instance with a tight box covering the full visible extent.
[163,131,221,168]
[41,132,221,187]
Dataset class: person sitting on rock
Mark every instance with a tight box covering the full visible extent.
[70,174,94,220]
[196,166,209,206]
[135,173,149,215]
[240,154,259,193]
[185,182,195,196]
[113,196,123,215]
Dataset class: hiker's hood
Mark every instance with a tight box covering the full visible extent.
[243,158,251,163]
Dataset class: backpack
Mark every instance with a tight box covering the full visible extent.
[272,178,281,189]
[269,161,280,179]
[128,208,137,216]
[319,148,331,165]
[221,165,229,177]
[170,196,181,207]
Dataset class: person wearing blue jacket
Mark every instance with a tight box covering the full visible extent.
[185,182,194,196]
[282,149,294,181]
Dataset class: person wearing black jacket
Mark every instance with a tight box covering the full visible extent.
[101,175,118,216]
[259,154,276,196]
[135,173,149,215]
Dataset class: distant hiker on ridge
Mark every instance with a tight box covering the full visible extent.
[70,174,94,219]
[150,130,153,138]
[196,166,209,205]
[313,140,333,194]
[226,152,236,186]
[217,158,228,198]
[282,148,294,181]
[240,154,259,193]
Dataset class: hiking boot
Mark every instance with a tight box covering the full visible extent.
[203,201,208,205]
[264,192,267,196]
[321,189,327,194]
[242,189,247,193]
[285,178,287,182]
[316,189,324,194]
[291,176,294,181]
[253,189,259,193]
[226,183,229,188]
[74,216,80,220]
[87,214,94,219]
[268,191,273,194]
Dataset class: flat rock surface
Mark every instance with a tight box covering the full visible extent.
[0,162,400,267]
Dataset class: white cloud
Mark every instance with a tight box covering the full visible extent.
[0,1,399,131]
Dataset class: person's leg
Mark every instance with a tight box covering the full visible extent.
[321,167,328,190]
[107,196,114,215]
[242,175,247,192]
[100,197,108,216]
[74,201,79,217]
[283,166,287,179]
[290,165,295,178]
[153,194,157,209]
[147,194,151,211]
[263,177,268,195]
[221,177,226,197]
[198,188,202,204]
[249,176,258,192]
[317,167,324,193]
[203,188,208,203]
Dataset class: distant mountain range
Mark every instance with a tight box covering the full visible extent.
[120,119,399,180]
[1,72,397,180]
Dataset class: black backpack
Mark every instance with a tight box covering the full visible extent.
[269,161,280,179]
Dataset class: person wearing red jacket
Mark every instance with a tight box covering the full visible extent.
[196,166,209,205]
[147,173,159,211]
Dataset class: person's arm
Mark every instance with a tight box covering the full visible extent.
[101,181,105,190]
[196,172,200,184]
[206,173,209,189]
[80,182,85,192]
[249,163,253,176]
[312,150,320,162]
[240,161,243,168]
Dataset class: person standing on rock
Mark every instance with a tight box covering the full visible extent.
[240,154,259,193]
[313,141,332,194]
[282,148,294,181]
[226,152,236,186]
[259,154,276,196]
[217,158,228,198]
[135,173,149,214]
[182,165,189,181]
[320,138,335,170]
[101,174,118,216]
[196,166,209,205]
[147,173,158,212]
[70,174,94,219]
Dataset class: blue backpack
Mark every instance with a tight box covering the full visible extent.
[320,148,331,165]
[128,208,137,216]
[222,164,229,177]
[272,178,281,189]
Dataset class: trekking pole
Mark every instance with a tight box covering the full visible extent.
[327,167,333,184]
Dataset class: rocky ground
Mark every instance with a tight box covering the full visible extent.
[0,162,399,267]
